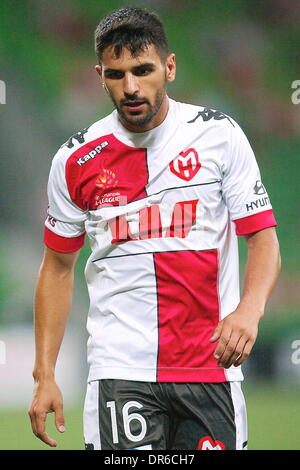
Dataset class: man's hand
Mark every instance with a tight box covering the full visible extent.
[209,305,260,368]
[210,227,281,369]
[28,379,65,447]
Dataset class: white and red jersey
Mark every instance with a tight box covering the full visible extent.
[44,98,277,383]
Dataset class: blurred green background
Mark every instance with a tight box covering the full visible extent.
[0,0,299,450]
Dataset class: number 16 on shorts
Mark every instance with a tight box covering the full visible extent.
[106,400,151,449]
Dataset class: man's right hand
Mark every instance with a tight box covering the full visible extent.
[28,379,65,447]
[29,247,79,447]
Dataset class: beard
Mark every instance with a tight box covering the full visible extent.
[110,86,166,129]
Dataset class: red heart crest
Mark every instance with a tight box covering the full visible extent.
[169,148,201,181]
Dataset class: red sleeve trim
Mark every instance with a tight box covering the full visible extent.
[234,209,277,236]
[44,226,85,253]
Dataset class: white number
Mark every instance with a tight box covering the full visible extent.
[106,400,147,443]
[122,401,147,442]
[106,401,119,443]
[291,80,300,105]
[291,339,300,365]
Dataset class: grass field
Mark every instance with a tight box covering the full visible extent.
[0,383,299,450]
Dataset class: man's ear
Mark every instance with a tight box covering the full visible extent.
[165,53,176,83]
[95,65,108,91]
[95,64,102,78]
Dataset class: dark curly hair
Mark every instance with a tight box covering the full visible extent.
[94,6,169,63]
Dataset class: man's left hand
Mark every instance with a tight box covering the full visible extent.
[209,307,260,368]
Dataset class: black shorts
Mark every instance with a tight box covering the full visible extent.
[83,379,247,450]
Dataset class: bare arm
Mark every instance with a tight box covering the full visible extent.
[210,226,281,368]
[28,246,80,447]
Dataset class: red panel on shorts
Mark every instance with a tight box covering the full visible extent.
[65,134,148,210]
[154,250,226,382]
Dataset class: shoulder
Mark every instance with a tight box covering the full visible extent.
[174,99,250,152]
[50,113,114,170]
[172,98,238,133]
[60,113,113,154]
[54,113,113,159]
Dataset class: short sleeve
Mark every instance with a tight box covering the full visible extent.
[222,122,277,236]
[44,149,88,252]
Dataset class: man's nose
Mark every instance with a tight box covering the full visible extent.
[123,73,139,96]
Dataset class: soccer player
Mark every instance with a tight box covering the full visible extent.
[28,7,281,450]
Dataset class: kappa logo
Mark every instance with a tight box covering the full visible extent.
[197,436,226,450]
[188,107,234,127]
[76,141,109,166]
[253,180,267,195]
[62,126,90,149]
[169,148,201,181]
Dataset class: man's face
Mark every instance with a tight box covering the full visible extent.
[95,44,175,132]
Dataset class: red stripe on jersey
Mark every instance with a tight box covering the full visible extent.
[165,200,198,238]
[234,209,277,236]
[139,205,163,239]
[65,134,148,210]
[44,226,85,253]
[154,250,226,383]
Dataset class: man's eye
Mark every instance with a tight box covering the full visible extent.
[135,68,152,76]
[105,71,124,79]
